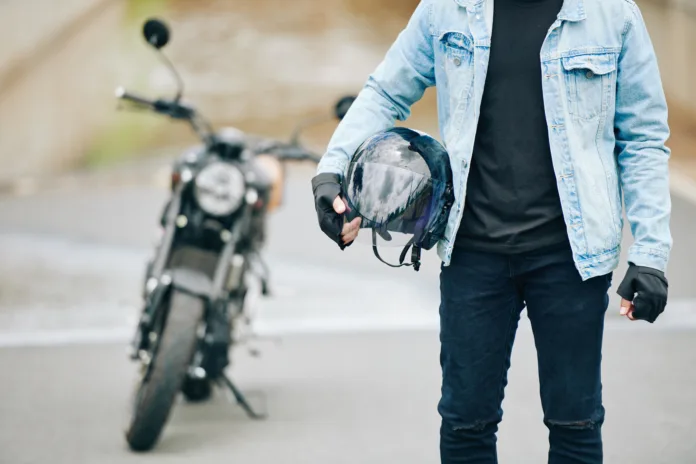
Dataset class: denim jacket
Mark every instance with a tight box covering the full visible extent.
[317,0,672,280]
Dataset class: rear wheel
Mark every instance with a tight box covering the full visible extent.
[125,290,204,452]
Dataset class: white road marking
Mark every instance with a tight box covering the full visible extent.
[0,176,694,349]
[0,313,440,348]
[0,232,439,347]
[0,299,694,348]
[0,328,133,348]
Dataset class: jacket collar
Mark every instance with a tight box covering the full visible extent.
[453,0,586,22]
[558,0,586,22]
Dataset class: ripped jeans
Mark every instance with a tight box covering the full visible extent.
[438,244,611,464]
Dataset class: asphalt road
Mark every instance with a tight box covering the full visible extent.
[0,160,695,463]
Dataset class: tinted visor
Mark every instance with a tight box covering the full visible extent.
[343,161,445,248]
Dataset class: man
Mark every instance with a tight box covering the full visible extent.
[311,0,671,462]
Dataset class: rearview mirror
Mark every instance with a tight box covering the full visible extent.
[334,96,356,120]
[143,19,170,49]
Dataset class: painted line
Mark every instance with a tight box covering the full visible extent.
[0,317,440,349]
[0,328,133,349]
[0,300,694,348]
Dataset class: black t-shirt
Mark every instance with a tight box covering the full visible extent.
[455,0,569,254]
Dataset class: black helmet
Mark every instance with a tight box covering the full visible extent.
[343,127,454,271]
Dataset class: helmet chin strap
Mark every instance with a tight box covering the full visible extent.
[371,229,422,272]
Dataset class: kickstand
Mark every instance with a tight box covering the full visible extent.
[218,374,266,419]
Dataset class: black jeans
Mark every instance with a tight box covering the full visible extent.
[438,245,611,464]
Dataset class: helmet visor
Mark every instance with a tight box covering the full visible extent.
[342,161,444,248]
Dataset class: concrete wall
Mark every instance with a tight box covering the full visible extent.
[0,0,693,184]
[0,0,125,184]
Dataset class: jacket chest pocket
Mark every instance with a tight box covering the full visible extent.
[439,31,475,105]
[561,53,617,120]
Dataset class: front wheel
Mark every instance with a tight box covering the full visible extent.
[125,290,204,452]
[181,377,213,402]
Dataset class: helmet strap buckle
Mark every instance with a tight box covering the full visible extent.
[411,246,421,272]
[371,230,422,272]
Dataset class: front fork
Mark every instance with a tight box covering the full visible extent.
[129,185,184,360]
[129,193,271,361]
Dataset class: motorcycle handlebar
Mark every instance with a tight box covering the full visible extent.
[258,144,322,164]
[115,87,155,108]
[116,86,323,162]
[115,86,195,121]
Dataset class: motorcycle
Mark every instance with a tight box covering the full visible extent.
[116,18,354,452]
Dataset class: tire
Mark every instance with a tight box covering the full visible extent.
[125,290,204,452]
[181,377,213,403]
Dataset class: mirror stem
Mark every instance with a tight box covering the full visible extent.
[153,47,185,103]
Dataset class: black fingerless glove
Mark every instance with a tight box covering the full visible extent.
[616,263,668,323]
[311,173,349,250]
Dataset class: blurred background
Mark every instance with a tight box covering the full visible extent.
[0,0,694,463]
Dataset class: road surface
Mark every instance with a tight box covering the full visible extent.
[0,160,695,464]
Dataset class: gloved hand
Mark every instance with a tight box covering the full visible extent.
[616,263,668,323]
[311,173,359,249]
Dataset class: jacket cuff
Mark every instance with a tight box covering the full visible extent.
[316,157,348,176]
[627,246,669,274]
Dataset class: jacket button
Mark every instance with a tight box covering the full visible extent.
[453,57,462,67]
[586,70,594,79]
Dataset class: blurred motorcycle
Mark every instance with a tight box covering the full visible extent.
[115,18,354,452]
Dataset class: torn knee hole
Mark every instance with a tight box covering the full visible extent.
[450,420,497,433]
[546,419,598,430]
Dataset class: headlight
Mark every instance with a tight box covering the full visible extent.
[194,162,245,216]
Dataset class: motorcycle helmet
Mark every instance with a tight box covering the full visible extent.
[343,127,454,271]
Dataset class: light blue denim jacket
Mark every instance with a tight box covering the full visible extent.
[317,0,672,280]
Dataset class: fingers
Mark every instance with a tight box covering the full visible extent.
[341,217,361,244]
[333,196,346,214]
[619,299,631,316]
[620,298,636,321]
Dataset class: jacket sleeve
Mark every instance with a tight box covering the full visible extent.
[614,2,672,272]
[316,0,436,175]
